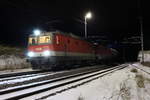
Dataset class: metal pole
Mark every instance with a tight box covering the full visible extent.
[140,17,144,62]
[123,47,126,62]
[85,17,87,38]
[137,0,144,62]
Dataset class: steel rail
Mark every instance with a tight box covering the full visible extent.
[0,70,47,79]
[38,65,127,100]
[0,65,106,90]
[0,72,52,82]
[0,66,105,95]
[0,64,127,100]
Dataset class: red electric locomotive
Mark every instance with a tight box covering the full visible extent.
[27,30,118,70]
[27,30,96,70]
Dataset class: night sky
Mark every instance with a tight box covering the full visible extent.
[0,0,149,61]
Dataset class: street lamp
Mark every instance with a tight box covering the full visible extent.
[85,12,92,38]
[139,17,144,62]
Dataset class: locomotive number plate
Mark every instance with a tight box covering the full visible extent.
[35,48,42,51]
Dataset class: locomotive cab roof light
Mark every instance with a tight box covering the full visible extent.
[33,29,41,36]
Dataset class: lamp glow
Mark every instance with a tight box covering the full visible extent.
[43,50,50,56]
[85,12,92,19]
[27,52,34,57]
[33,29,41,36]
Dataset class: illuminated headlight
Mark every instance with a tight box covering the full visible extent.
[43,50,50,56]
[33,29,41,36]
[27,52,34,57]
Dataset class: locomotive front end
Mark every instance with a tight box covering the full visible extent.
[27,31,54,69]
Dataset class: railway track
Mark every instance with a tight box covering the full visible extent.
[0,65,106,89]
[0,64,128,100]
[0,65,110,90]
[0,72,52,82]
[0,70,48,79]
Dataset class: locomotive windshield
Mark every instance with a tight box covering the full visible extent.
[28,35,52,45]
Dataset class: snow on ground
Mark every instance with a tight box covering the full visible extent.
[45,63,150,100]
[132,62,150,73]
[0,55,31,71]
[138,51,150,62]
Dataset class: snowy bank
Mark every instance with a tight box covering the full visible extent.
[45,64,150,100]
[0,55,30,70]
[138,50,150,62]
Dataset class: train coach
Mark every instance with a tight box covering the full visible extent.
[26,30,117,70]
[95,45,118,63]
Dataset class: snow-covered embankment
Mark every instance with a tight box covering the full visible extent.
[46,63,150,100]
[0,55,30,70]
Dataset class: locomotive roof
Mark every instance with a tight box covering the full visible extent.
[29,30,97,44]
[30,30,85,40]
[53,31,83,39]
[54,31,93,43]
[29,31,117,52]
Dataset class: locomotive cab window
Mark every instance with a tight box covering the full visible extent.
[28,35,52,45]
[38,36,51,44]
[32,39,36,44]
[29,37,37,45]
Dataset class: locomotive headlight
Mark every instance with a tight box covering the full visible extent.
[27,52,34,57]
[33,29,41,36]
[43,50,50,56]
